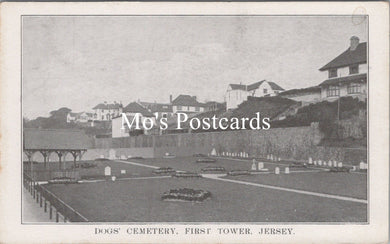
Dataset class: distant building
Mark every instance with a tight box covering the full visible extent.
[171,95,206,114]
[139,101,174,119]
[92,101,123,121]
[279,86,321,105]
[318,36,367,101]
[66,112,94,123]
[204,101,226,112]
[111,102,156,138]
[226,80,284,110]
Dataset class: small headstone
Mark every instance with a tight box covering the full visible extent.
[165,152,169,156]
[222,152,225,156]
[121,170,126,174]
[258,162,264,170]
[267,155,270,160]
[308,157,313,164]
[338,162,343,168]
[313,161,317,165]
[128,155,132,159]
[275,167,280,175]
[251,162,257,171]
[284,167,290,174]
[270,155,274,161]
[278,157,281,161]
[104,166,111,176]
[318,161,322,166]
[359,162,365,170]
[328,161,332,167]
[120,155,126,160]
[352,166,356,171]
[111,176,116,181]
[211,148,217,156]
[333,161,338,167]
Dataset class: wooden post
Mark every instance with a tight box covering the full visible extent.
[36,191,39,203]
[56,211,59,223]
[40,193,42,207]
[49,204,53,219]
[44,200,47,212]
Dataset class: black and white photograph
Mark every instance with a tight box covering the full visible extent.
[0,2,388,244]
[21,15,369,223]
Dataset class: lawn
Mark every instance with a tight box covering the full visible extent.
[40,156,367,223]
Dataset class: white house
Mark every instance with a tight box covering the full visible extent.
[112,102,156,138]
[139,101,174,119]
[318,36,367,101]
[226,80,284,110]
[92,101,123,121]
[66,112,93,123]
[171,95,205,114]
[279,86,321,105]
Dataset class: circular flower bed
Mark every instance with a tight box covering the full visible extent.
[153,167,176,174]
[172,172,202,178]
[162,188,211,202]
[196,157,217,163]
[201,166,226,172]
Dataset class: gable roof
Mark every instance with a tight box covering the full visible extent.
[139,101,173,113]
[172,95,204,107]
[93,103,122,110]
[123,102,154,116]
[319,42,367,71]
[318,73,367,87]
[229,80,284,92]
[23,129,92,150]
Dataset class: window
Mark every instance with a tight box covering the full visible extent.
[195,107,200,112]
[263,89,268,94]
[347,83,361,94]
[177,106,182,111]
[349,65,359,75]
[162,113,167,118]
[327,85,340,97]
[187,106,190,111]
[329,69,337,78]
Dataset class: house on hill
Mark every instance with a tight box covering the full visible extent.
[226,80,284,110]
[111,102,156,138]
[139,101,174,119]
[279,86,321,105]
[66,112,94,124]
[171,95,206,114]
[92,101,123,121]
[318,36,367,101]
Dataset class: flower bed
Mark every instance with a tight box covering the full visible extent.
[153,167,176,174]
[48,177,78,184]
[162,188,211,202]
[227,170,250,176]
[195,157,217,163]
[172,172,202,178]
[201,166,226,172]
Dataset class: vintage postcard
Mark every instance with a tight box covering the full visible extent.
[0,2,388,243]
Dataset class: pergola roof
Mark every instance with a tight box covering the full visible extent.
[23,129,92,150]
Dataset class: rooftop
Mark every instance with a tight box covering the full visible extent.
[319,42,367,71]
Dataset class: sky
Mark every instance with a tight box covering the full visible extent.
[22,16,367,119]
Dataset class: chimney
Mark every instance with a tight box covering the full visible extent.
[169,95,173,103]
[350,36,360,51]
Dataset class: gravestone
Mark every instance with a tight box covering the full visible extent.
[275,167,280,175]
[111,176,116,181]
[258,162,264,170]
[251,162,257,171]
[359,162,365,170]
[318,161,322,166]
[121,170,126,174]
[270,155,274,161]
[328,161,332,167]
[338,162,343,168]
[109,149,116,160]
[104,166,111,176]
[308,157,313,164]
[120,155,126,160]
[313,161,317,165]
[333,161,338,167]
[278,157,281,161]
[267,155,270,160]
[211,148,217,156]
[284,167,290,174]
